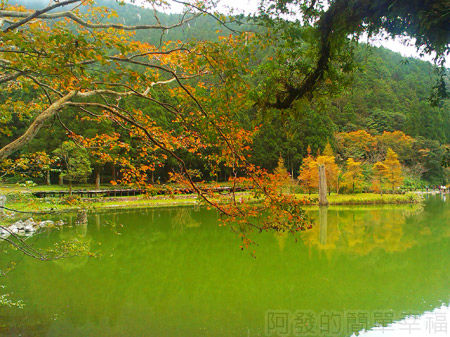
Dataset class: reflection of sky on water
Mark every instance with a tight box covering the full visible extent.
[355,305,450,337]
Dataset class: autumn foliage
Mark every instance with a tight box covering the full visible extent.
[0,1,314,246]
[297,133,410,194]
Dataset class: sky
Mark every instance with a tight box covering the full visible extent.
[11,0,446,64]
[151,0,444,64]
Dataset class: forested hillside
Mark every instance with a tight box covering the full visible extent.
[2,0,449,187]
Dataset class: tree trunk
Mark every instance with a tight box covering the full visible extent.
[76,209,88,225]
[59,174,63,186]
[111,163,116,183]
[69,180,72,195]
[318,165,328,206]
[46,169,51,185]
[379,178,383,196]
[95,170,101,190]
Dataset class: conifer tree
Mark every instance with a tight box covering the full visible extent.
[274,154,291,192]
[316,143,340,194]
[298,146,317,194]
[372,162,389,196]
[323,142,334,157]
[343,158,364,193]
[384,148,404,191]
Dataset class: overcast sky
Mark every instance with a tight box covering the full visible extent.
[146,0,445,64]
[12,0,446,64]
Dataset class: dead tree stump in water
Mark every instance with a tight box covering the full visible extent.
[318,165,329,206]
[76,209,88,225]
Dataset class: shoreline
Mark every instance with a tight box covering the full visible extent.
[2,192,423,215]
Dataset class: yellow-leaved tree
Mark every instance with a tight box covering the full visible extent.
[323,142,334,157]
[342,158,364,193]
[384,148,404,191]
[315,142,340,194]
[273,154,291,193]
[372,162,389,196]
[298,146,317,194]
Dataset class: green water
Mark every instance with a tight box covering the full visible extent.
[0,195,449,336]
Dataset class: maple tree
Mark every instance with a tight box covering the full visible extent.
[0,151,53,182]
[0,0,312,245]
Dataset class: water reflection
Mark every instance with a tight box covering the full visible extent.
[0,195,449,337]
[302,203,444,255]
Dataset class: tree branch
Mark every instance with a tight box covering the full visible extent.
[2,0,81,32]
[0,9,199,31]
[66,101,233,215]
[0,71,23,84]
[0,90,77,160]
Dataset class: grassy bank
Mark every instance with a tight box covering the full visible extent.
[1,183,422,214]
[296,192,423,205]
[4,194,203,214]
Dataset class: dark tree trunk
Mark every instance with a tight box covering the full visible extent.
[111,163,116,183]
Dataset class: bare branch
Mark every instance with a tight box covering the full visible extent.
[0,225,47,260]
[129,47,191,60]
[3,0,81,32]
[0,9,199,31]
[171,0,241,34]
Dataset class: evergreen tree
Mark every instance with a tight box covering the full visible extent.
[53,141,92,194]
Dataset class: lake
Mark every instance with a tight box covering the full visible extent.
[0,194,449,336]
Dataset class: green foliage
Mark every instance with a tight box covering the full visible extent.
[53,142,92,187]
[2,0,449,187]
